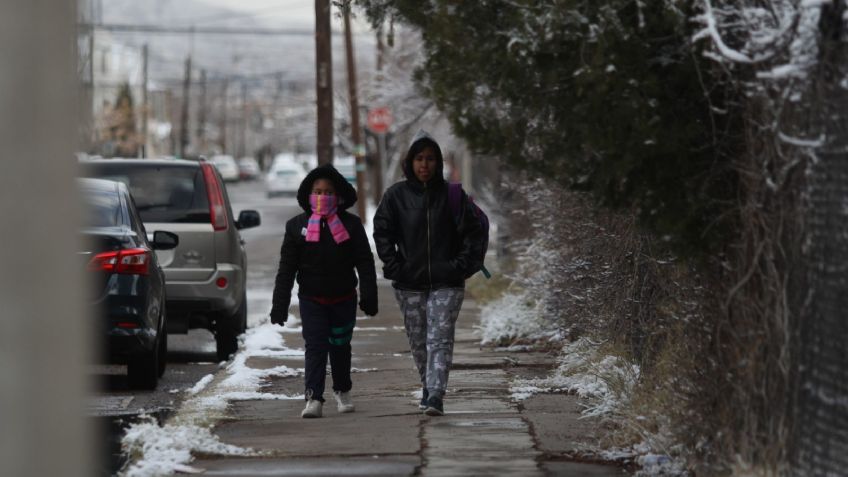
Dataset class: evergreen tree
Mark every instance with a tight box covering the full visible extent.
[358,0,742,254]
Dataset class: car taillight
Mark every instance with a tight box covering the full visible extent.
[201,162,229,231]
[87,248,151,275]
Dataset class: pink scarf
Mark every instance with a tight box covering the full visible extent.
[306,194,350,244]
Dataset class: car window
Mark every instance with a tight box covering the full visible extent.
[83,164,210,223]
[81,186,121,227]
[124,190,148,240]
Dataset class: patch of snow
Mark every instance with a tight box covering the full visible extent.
[478,291,547,345]
[635,453,687,476]
[494,344,535,353]
[121,321,304,475]
[121,418,255,477]
[186,374,214,396]
[510,385,552,401]
[509,338,640,418]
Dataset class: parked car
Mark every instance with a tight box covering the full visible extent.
[237,157,261,181]
[266,160,307,197]
[80,159,261,361]
[80,178,179,389]
[210,155,240,182]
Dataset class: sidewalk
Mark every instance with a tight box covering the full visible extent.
[185,278,626,476]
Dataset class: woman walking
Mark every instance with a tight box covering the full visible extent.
[373,131,483,416]
[271,164,378,418]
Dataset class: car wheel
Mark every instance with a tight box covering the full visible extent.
[215,293,246,362]
[128,341,159,390]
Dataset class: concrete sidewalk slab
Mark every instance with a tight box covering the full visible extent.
[195,456,419,476]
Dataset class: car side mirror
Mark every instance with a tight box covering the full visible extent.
[152,231,179,250]
[236,210,261,230]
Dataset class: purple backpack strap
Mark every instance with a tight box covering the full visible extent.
[447,182,462,222]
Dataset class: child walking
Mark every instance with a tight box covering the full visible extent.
[271,164,378,418]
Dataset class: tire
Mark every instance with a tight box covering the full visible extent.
[215,294,246,362]
[157,325,168,378]
[128,341,159,390]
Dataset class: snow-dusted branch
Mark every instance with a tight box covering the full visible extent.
[692,0,754,63]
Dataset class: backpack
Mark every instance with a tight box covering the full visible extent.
[447,182,491,279]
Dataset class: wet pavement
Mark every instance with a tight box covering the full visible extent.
[186,282,628,476]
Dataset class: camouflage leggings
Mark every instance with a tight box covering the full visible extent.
[394,288,465,399]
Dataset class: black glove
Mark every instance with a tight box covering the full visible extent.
[270,308,287,325]
[360,301,378,317]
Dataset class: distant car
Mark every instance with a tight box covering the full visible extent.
[237,157,261,181]
[334,155,357,185]
[80,178,179,389]
[80,159,261,361]
[210,155,240,182]
[271,152,299,168]
[266,160,307,197]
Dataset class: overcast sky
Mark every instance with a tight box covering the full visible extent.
[195,0,374,32]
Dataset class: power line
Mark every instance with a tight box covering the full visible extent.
[166,5,294,26]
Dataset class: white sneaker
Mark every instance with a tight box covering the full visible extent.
[301,399,323,418]
[334,391,355,413]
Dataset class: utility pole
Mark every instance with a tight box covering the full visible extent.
[179,55,192,158]
[315,0,333,165]
[220,78,228,154]
[141,44,148,158]
[239,80,247,158]
[376,25,385,72]
[371,26,386,204]
[197,69,207,154]
[343,2,368,221]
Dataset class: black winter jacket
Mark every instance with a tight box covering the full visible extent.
[373,132,483,291]
[271,165,378,323]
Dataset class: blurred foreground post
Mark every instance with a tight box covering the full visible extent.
[0,1,92,476]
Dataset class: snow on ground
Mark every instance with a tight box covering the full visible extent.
[504,337,684,474]
[477,291,549,345]
[121,321,304,477]
[509,337,640,418]
[186,374,214,395]
[122,419,251,477]
[363,201,378,250]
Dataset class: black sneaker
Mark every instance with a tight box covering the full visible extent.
[424,396,444,416]
[418,388,429,411]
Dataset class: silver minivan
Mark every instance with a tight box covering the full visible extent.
[82,158,260,360]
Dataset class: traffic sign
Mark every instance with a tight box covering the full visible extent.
[367,107,392,134]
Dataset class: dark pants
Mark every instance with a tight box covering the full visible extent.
[299,296,357,402]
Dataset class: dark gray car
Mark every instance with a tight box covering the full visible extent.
[81,158,260,360]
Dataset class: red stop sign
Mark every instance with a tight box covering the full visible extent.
[367,107,392,134]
